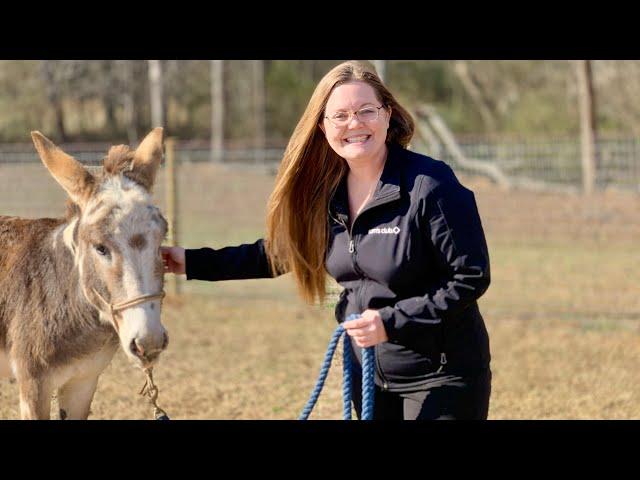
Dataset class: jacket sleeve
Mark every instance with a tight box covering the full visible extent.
[377,179,491,345]
[185,238,286,281]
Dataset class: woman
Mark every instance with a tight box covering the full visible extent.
[162,60,492,419]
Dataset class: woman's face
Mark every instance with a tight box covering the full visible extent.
[320,81,391,164]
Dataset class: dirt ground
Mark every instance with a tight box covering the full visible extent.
[0,162,638,419]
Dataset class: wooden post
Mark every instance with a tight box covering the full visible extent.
[165,137,180,296]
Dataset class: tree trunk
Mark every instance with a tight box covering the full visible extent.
[252,60,266,163]
[120,60,138,144]
[210,60,224,162]
[148,60,165,130]
[453,61,497,131]
[41,61,68,142]
[574,60,598,194]
[373,60,386,82]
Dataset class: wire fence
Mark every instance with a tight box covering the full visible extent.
[1,136,639,191]
[433,136,640,190]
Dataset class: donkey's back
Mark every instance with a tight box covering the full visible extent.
[0,215,65,347]
[0,214,63,274]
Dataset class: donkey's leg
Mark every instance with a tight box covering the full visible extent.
[18,377,52,420]
[57,375,100,420]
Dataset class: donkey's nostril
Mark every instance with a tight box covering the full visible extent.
[161,332,169,350]
[130,338,145,358]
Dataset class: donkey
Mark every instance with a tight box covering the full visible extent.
[0,128,169,419]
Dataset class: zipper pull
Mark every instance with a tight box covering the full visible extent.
[436,352,448,373]
[348,240,354,253]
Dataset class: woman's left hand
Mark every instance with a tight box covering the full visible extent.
[342,309,388,348]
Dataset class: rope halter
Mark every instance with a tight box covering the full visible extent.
[91,288,166,333]
[90,287,169,420]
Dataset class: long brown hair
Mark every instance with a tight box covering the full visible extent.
[265,60,415,304]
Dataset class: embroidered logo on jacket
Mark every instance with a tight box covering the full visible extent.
[368,226,401,235]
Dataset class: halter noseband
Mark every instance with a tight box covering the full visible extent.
[91,287,170,420]
[91,288,166,333]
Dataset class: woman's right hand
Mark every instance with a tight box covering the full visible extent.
[161,246,186,275]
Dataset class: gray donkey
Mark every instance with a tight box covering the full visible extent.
[0,128,169,419]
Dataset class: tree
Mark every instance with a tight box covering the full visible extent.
[210,60,225,162]
[148,60,165,130]
[574,60,598,194]
[252,60,265,162]
[40,61,69,142]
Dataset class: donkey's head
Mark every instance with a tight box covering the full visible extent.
[31,128,169,368]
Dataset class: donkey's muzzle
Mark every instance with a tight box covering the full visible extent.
[130,331,169,364]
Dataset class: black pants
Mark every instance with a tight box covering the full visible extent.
[350,368,492,420]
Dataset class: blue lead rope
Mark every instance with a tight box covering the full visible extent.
[299,313,375,420]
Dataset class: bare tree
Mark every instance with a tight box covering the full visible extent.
[116,60,138,143]
[148,60,165,129]
[252,60,265,163]
[210,60,224,162]
[574,60,598,194]
[40,61,68,142]
[373,60,386,82]
[453,61,498,131]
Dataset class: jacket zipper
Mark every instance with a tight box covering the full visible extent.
[371,345,388,390]
[329,193,399,391]
[328,205,364,278]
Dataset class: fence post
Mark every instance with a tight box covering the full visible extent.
[165,137,180,296]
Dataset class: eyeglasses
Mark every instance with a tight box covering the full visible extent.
[324,105,385,127]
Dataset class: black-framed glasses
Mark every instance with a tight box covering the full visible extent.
[324,105,385,127]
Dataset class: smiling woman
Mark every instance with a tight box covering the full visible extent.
[320,87,389,161]
[319,83,391,222]
[163,60,493,420]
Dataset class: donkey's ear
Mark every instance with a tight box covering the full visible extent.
[131,127,164,191]
[31,131,95,207]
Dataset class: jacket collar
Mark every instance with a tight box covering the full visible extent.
[374,142,403,200]
[330,143,404,220]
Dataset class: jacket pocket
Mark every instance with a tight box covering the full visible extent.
[376,340,439,382]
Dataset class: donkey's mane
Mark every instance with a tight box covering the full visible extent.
[103,145,153,192]
[63,145,150,221]
[103,145,135,175]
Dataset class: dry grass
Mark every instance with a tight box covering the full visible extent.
[0,162,639,419]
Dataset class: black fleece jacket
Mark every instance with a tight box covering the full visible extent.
[185,143,491,391]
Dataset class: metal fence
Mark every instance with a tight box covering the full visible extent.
[424,136,640,191]
[0,141,285,167]
[1,136,639,191]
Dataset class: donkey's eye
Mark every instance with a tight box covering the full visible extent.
[95,244,109,256]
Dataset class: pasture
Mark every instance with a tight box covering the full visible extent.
[1,160,639,419]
